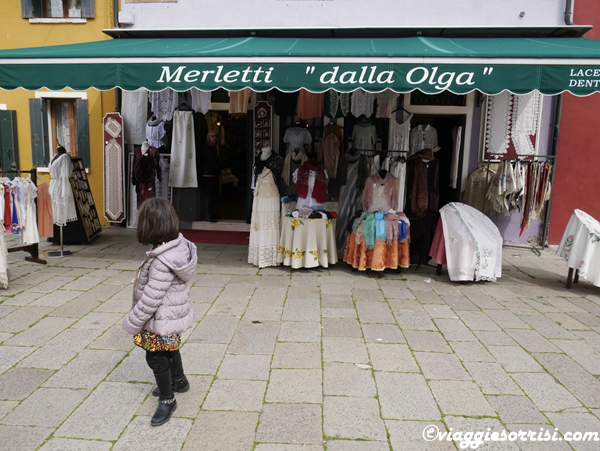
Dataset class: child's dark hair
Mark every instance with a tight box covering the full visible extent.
[136,197,180,245]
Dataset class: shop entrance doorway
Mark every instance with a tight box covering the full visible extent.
[411,114,466,209]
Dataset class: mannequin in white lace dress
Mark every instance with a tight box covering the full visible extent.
[48,147,77,227]
[248,147,283,268]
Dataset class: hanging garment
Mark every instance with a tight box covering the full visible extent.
[283,126,312,155]
[388,157,407,212]
[48,153,78,226]
[375,90,397,118]
[296,89,324,120]
[132,145,162,205]
[511,92,541,156]
[168,111,198,188]
[389,114,412,153]
[319,132,340,179]
[325,90,350,118]
[484,92,512,156]
[335,151,365,254]
[450,126,462,189]
[37,182,53,238]
[0,185,6,286]
[438,202,503,282]
[121,89,148,144]
[22,179,40,245]
[405,149,440,264]
[228,88,251,114]
[351,89,375,118]
[409,124,441,156]
[248,167,281,268]
[351,123,377,150]
[190,88,212,114]
[149,89,178,121]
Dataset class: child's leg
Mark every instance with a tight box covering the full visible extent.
[145,351,177,427]
[151,349,189,396]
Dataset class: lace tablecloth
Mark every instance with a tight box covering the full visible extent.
[277,217,337,268]
[557,209,600,287]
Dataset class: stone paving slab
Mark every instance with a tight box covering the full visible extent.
[1,228,600,449]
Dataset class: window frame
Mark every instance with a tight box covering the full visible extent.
[21,0,94,19]
[31,91,90,170]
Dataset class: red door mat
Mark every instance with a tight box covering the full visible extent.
[181,229,250,245]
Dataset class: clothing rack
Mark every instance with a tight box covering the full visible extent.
[484,153,556,257]
[1,169,47,265]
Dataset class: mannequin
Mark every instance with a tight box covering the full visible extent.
[248,146,283,268]
[132,141,162,207]
[293,160,328,211]
[48,145,77,256]
[351,116,377,150]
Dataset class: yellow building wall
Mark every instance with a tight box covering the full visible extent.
[0,1,117,227]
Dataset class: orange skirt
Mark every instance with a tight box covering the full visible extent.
[343,231,410,271]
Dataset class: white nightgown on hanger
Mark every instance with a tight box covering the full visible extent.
[48,153,78,227]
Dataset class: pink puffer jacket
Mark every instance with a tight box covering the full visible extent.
[122,233,197,336]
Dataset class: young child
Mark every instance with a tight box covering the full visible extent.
[122,197,197,427]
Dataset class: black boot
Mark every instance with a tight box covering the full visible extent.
[151,370,177,427]
[152,354,190,396]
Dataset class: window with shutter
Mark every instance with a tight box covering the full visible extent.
[0,111,20,173]
[29,94,90,168]
[22,0,94,19]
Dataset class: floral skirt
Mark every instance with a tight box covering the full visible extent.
[133,330,182,352]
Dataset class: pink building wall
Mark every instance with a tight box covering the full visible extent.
[548,0,600,244]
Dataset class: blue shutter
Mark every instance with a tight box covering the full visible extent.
[29,98,49,167]
[76,99,90,168]
[0,111,20,175]
[81,0,95,18]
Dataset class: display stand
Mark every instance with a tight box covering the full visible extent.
[2,169,47,264]
[50,156,101,245]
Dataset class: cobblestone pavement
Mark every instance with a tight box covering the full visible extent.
[0,226,600,450]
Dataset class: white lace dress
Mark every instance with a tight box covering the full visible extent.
[48,153,78,226]
[248,168,281,268]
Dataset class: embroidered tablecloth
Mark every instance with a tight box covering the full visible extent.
[557,209,600,287]
[277,216,338,268]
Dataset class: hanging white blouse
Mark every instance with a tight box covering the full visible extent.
[48,153,78,226]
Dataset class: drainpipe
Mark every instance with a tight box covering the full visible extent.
[541,94,563,247]
[113,0,122,112]
[113,0,119,28]
[564,0,574,25]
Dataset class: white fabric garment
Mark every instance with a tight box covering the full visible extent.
[484,92,512,156]
[511,92,541,155]
[121,89,148,144]
[409,124,440,156]
[22,179,40,245]
[375,90,397,118]
[168,111,198,188]
[228,88,251,114]
[440,202,503,282]
[327,90,350,117]
[389,114,412,152]
[284,127,312,155]
[48,154,78,226]
[248,168,280,268]
[388,158,407,212]
[146,120,167,149]
[351,89,375,118]
[557,209,600,287]
[190,88,212,114]
[149,89,178,121]
[450,126,462,189]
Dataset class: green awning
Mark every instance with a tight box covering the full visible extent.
[1,36,600,95]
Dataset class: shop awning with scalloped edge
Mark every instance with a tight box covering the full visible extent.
[2,36,600,95]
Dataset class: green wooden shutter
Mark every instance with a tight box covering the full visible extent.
[81,0,95,18]
[0,111,20,175]
[29,98,49,167]
[21,0,34,18]
[76,99,90,168]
